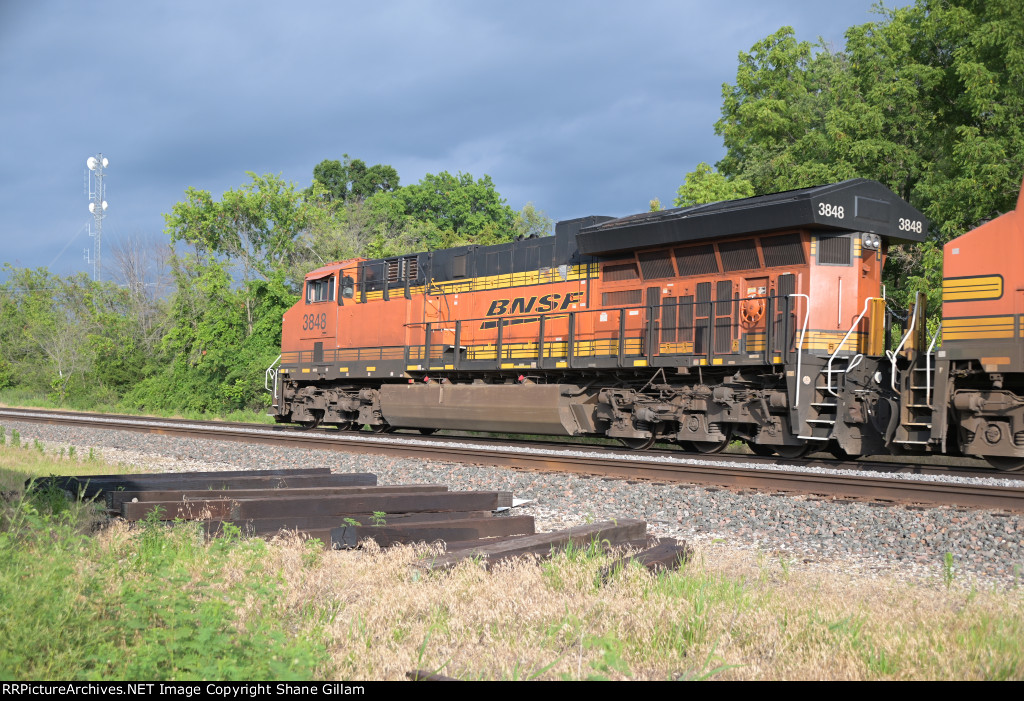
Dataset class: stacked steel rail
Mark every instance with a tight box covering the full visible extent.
[36,469,689,570]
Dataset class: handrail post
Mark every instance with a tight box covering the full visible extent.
[568,312,576,369]
[647,304,656,364]
[789,294,810,408]
[707,300,716,365]
[264,354,282,393]
[424,322,431,367]
[888,292,923,392]
[618,308,626,366]
[538,315,546,368]
[496,316,504,364]
[926,324,941,407]
[825,297,877,397]
[454,320,462,371]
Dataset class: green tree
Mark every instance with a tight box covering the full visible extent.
[696,2,1024,311]
[513,202,554,238]
[306,155,400,204]
[674,162,755,207]
[858,0,1024,239]
[396,171,517,248]
[713,4,1024,238]
[0,266,123,406]
[713,27,861,194]
[140,173,308,413]
[164,173,308,334]
[295,162,524,274]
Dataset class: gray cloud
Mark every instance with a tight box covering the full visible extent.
[0,0,906,275]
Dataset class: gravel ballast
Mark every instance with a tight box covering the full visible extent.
[4,418,1023,587]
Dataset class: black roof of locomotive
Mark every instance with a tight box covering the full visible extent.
[576,179,928,256]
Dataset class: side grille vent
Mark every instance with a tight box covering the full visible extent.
[761,233,805,267]
[716,280,733,315]
[818,235,852,265]
[603,262,640,282]
[637,250,676,280]
[718,239,761,272]
[602,289,643,306]
[674,245,719,276]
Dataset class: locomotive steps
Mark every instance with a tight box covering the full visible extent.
[38,468,689,573]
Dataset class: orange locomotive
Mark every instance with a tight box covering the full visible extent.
[267,178,1024,471]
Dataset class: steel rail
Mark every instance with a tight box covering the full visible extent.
[2,407,1023,513]
[0,406,996,477]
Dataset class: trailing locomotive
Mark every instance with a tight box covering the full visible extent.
[267,177,1024,471]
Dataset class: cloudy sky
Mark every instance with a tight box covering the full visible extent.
[0,0,908,277]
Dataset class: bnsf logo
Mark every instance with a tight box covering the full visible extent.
[486,292,582,316]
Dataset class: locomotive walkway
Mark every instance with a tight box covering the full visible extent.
[3,407,1023,514]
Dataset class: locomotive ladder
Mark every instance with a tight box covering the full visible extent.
[891,326,945,450]
[797,358,849,442]
[795,297,877,443]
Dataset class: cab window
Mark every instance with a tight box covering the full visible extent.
[305,276,335,304]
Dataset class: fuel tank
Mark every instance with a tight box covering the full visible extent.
[378,383,601,436]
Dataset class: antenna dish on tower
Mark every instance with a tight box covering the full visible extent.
[84,152,108,281]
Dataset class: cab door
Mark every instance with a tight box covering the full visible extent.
[740,276,769,353]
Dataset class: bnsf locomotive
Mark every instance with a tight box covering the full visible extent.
[267,178,1024,471]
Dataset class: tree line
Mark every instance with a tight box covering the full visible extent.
[0,162,551,415]
[1,0,1019,416]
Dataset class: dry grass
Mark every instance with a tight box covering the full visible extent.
[201,533,1023,681]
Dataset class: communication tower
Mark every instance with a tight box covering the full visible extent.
[86,154,109,281]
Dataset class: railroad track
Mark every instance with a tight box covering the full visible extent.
[3,406,1024,513]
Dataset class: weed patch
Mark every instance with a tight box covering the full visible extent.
[0,446,329,680]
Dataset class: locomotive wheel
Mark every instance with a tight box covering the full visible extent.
[418,428,438,435]
[330,421,354,431]
[620,435,657,450]
[368,423,393,433]
[984,455,1024,472]
[774,443,811,459]
[827,442,856,461]
[691,440,728,454]
[692,424,732,454]
[747,442,776,457]
[296,411,323,431]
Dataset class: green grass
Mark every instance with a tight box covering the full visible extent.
[0,451,329,680]
[0,389,276,425]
